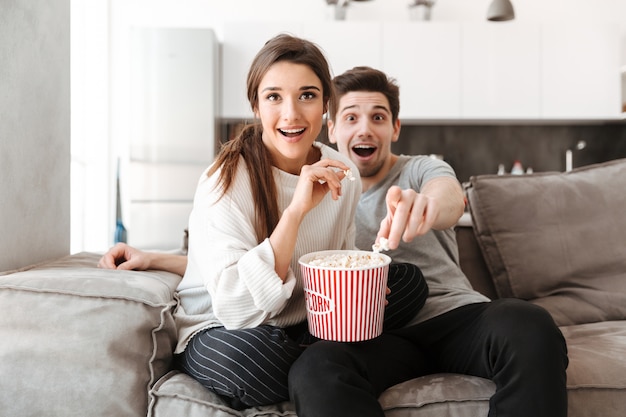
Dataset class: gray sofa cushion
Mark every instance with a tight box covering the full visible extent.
[561,320,626,417]
[149,371,495,417]
[149,371,297,417]
[0,252,180,417]
[467,158,626,326]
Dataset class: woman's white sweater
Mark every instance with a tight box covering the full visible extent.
[174,143,361,354]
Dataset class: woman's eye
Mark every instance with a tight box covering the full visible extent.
[300,92,317,101]
[266,93,280,102]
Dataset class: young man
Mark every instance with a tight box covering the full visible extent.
[290,66,568,417]
[100,66,568,417]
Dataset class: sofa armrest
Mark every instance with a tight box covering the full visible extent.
[0,252,181,417]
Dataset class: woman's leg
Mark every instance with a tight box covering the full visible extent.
[177,325,304,409]
[383,262,428,331]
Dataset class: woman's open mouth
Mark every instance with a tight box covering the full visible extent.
[279,128,305,138]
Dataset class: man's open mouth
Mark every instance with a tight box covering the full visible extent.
[352,144,376,157]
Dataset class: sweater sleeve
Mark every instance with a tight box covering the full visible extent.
[185,162,297,329]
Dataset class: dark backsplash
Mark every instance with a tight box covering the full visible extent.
[314,122,626,183]
[393,123,626,182]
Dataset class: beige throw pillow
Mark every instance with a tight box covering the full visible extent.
[467,158,626,326]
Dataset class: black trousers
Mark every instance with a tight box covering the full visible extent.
[289,298,569,417]
[177,263,428,410]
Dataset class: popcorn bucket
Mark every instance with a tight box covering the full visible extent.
[299,250,391,342]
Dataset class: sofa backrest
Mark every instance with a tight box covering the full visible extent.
[455,225,499,300]
[466,158,626,327]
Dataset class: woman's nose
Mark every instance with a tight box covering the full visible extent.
[282,97,301,121]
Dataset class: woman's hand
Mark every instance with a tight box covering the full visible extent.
[98,242,188,276]
[289,158,351,217]
[98,242,151,270]
[271,159,352,281]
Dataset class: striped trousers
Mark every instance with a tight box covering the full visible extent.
[177,262,427,410]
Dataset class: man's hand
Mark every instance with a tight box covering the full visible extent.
[377,178,465,250]
[377,186,439,250]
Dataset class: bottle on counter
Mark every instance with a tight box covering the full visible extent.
[511,160,524,175]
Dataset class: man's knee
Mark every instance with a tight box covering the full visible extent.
[486,299,567,363]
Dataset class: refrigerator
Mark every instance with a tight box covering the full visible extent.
[126,27,219,250]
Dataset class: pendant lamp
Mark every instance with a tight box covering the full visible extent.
[487,0,515,21]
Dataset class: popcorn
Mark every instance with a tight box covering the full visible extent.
[372,237,390,253]
[318,168,356,184]
[306,252,386,268]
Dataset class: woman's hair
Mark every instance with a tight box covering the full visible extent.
[329,66,400,124]
[209,34,333,243]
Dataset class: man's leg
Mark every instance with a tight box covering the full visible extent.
[289,333,430,417]
[394,299,569,417]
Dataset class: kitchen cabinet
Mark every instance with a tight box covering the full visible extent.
[381,22,462,120]
[300,21,382,77]
[221,21,382,120]
[461,22,541,119]
[220,21,622,122]
[221,22,304,120]
[541,23,621,119]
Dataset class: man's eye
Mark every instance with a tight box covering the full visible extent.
[345,115,356,122]
[374,114,385,121]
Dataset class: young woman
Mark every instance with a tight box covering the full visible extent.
[173,34,363,409]
[101,34,428,414]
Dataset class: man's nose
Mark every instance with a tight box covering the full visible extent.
[356,119,373,137]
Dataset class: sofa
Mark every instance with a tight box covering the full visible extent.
[1,158,625,417]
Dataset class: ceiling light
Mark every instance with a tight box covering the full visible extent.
[487,0,515,22]
[326,0,374,21]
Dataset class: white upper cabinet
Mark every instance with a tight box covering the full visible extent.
[382,22,462,120]
[541,23,621,119]
[221,22,382,120]
[461,22,542,119]
[221,22,304,120]
[220,21,622,122]
[300,21,383,78]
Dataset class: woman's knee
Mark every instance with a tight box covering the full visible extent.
[384,263,428,330]
[181,326,303,408]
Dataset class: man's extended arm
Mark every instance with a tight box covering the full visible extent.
[377,177,465,250]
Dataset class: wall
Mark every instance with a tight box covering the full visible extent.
[0,0,70,271]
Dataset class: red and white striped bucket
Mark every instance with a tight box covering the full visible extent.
[299,250,391,342]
